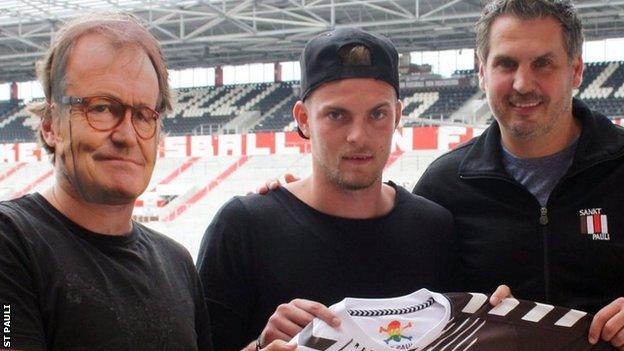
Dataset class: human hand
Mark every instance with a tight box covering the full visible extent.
[261,339,297,351]
[489,284,512,306]
[259,298,340,347]
[253,173,299,195]
[588,297,624,349]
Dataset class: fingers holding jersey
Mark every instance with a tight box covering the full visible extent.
[588,297,624,348]
[261,339,297,351]
[260,299,340,346]
[489,284,513,306]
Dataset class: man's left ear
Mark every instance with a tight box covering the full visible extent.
[478,58,487,92]
[293,100,311,139]
[395,99,403,129]
[41,103,59,148]
[572,55,584,88]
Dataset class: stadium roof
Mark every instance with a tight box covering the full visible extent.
[1,0,624,83]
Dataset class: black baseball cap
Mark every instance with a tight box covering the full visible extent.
[299,27,400,101]
[296,27,400,139]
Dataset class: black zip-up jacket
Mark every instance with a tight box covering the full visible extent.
[414,98,624,314]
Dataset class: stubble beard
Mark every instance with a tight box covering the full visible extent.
[494,94,569,142]
[317,156,380,191]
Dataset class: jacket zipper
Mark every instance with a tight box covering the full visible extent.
[539,207,550,302]
[460,174,552,302]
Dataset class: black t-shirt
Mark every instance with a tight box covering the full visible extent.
[196,182,458,351]
[0,193,212,351]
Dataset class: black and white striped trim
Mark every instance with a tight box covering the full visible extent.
[347,297,435,317]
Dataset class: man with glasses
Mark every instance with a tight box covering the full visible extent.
[0,13,212,350]
[59,96,160,140]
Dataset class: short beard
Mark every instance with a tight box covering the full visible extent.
[325,166,379,191]
[506,96,567,141]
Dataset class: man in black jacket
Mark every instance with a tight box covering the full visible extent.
[413,0,624,349]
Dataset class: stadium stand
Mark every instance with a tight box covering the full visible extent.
[2,61,623,144]
[0,100,34,143]
[452,69,478,78]
[0,100,20,118]
[250,95,298,132]
[578,61,624,117]
[163,81,297,135]
[402,85,480,126]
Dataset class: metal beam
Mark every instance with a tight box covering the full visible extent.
[420,0,464,19]
[183,1,253,40]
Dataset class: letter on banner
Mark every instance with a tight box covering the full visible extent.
[0,144,18,163]
[246,134,271,155]
[218,134,242,156]
[20,143,42,162]
[438,126,468,151]
[163,136,187,158]
[392,128,413,152]
[190,135,216,157]
[276,132,303,154]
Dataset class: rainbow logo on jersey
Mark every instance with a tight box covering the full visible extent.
[379,320,413,348]
[579,208,610,241]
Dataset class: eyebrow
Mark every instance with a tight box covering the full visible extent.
[319,105,349,114]
[491,52,556,63]
[319,101,392,114]
[367,102,392,112]
[89,92,153,108]
[533,53,556,62]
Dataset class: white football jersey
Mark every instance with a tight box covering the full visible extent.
[293,289,613,351]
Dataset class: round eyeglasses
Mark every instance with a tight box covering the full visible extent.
[61,95,160,139]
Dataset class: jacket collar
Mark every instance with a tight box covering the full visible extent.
[458,98,624,178]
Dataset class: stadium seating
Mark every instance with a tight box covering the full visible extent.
[248,82,298,132]
[163,81,297,135]
[0,100,20,117]
[577,61,624,118]
[2,61,623,144]
[452,69,477,77]
[402,85,480,126]
[0,100,33,143]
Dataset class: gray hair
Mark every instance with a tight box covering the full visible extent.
[475,0,584,62]
[27,11,172,160]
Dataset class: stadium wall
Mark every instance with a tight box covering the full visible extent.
[0,126,488,163]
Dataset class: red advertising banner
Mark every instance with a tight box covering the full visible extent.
[0,126,486,163]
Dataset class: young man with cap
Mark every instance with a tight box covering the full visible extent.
[196,27,458,351]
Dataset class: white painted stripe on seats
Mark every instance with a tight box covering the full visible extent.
[521,302,554,322]
[461,293,488,314]
[488,298,519,316]
[555,309,587,327]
